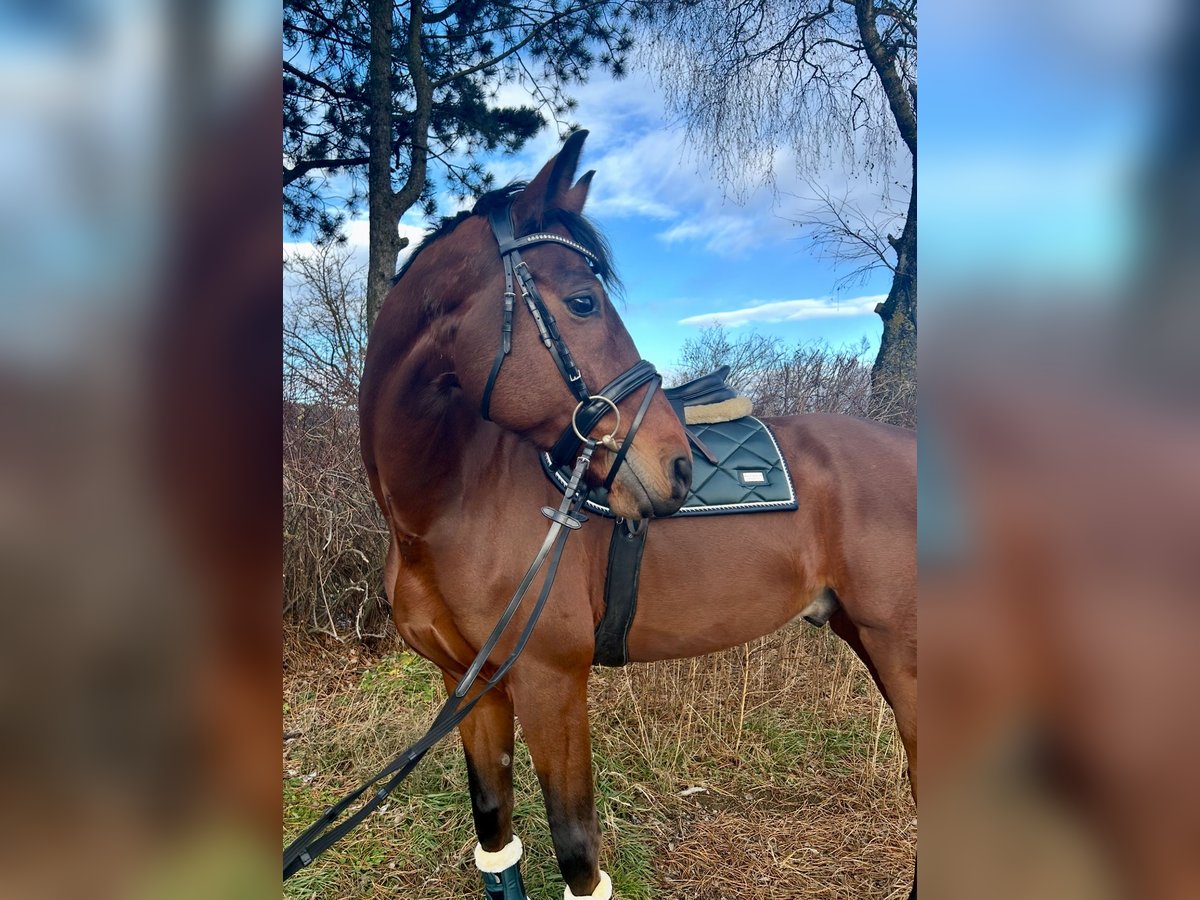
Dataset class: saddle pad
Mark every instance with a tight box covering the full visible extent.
[541,416,797,517]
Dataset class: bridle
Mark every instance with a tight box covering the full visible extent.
[481,200,662,492]
[283,196,670,879]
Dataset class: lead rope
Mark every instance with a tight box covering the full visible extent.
[284,440,599,880]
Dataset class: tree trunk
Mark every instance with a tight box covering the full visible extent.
[871,156,916,425]
[366,215,403,330]
[366,0,431,329]
[366,0,398,328]
[855,0,917,425]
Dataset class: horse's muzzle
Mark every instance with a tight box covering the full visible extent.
[613,450,690,518]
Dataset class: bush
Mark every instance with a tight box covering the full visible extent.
[673,326,916,427]
[283,245,392,639]
[283,401,392,639]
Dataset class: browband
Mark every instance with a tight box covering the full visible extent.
[496,232,600,266]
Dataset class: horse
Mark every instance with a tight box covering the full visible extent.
[358,130,917,899]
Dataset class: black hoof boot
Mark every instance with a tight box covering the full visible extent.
[481,863,527,900]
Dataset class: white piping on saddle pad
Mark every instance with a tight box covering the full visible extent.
[564,869,612,900]
[474,835,523,873]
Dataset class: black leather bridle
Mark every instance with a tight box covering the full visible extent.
[482,201,662,491]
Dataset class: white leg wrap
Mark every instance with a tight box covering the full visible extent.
[564,870,612,900]
[474,835,523,873]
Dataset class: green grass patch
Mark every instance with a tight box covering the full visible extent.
[741,708,878,776]
[283,631,913,898]
[359,650,440,703]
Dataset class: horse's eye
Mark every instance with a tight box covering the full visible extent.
[565,294,597,317]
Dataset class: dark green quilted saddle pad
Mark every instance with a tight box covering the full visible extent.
[540,416,797,517]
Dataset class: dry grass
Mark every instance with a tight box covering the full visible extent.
[283,623,915,899]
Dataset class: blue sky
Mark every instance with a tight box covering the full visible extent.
[284,63,901,373]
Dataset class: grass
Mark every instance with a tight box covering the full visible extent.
[283,625,915,899]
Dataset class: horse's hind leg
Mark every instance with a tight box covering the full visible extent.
[443,676,526,899]
[831,607,919,897]
[510,663,609,899]
[830,606,918,803]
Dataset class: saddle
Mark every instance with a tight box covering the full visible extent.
[664,365,754,424]
[538,367,800,667]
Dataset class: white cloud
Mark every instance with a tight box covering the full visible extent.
[679,295,884,327]
[434,69,818,253]
[481,68,911,261]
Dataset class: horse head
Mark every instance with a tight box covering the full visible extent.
[425,131,692,518]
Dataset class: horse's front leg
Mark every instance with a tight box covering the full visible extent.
[510,661,610,900]
[444,676,526,900]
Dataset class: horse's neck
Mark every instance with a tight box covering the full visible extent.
[392,419,535,544]
[375,327,532,539]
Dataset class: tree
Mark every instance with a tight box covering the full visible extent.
[284,244,369,406]
[284,0,636,325]
[637,0,916,420]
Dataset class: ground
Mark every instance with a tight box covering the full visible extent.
[283,624,915,899]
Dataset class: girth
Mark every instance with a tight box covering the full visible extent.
[593,517,649,667]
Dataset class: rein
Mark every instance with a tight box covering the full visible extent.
[284,200,659,880]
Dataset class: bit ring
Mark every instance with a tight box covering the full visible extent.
[572,395,621,449]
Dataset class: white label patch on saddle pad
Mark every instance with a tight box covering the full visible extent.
[739,470,767,484]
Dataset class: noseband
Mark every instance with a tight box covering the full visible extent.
[481,201,661,491]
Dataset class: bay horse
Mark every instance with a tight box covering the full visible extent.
[358,130,916,898]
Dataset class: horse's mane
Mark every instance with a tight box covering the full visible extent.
[392,182,621,293]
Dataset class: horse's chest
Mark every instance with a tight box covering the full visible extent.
[415,509,563,601]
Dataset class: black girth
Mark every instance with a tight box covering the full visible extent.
[593,517,649,666]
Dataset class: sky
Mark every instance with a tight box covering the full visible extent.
[284,62,901,372]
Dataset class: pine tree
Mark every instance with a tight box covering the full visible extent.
[284,0,635,324]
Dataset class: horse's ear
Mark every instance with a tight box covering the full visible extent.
[511,129,589,228]
[561,170,595,215]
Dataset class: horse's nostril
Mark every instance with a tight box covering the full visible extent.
[671,455,692,498]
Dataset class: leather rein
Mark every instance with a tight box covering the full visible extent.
[284,200,660,879]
